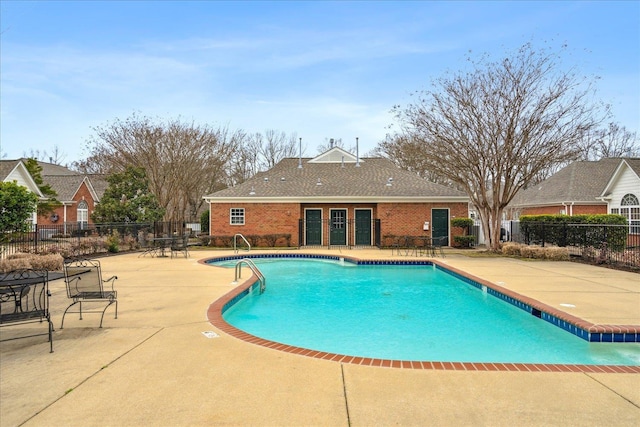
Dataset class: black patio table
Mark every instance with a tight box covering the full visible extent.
[149,237,177,257]
[0,270,62,352]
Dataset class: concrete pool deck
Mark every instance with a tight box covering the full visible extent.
[1,249,638,426]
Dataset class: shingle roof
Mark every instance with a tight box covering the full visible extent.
[42,175,87,201]
[0,160,21,181]
[3,159,108,201]
[18,158,78,176]
[87,174,109,200]
[625,158,640,178]
[205,156,467,202]
[510,158,625,207]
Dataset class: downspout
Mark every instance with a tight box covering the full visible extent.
[63,205,68,235]
[561,202,575,216]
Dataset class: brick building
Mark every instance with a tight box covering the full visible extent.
[28,160,108,230]
[204,147,470,248]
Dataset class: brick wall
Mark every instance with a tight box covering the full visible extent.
[210,202,300,245]
[379,202,469,242]
[37,181,97,226]
[210,201,469,247]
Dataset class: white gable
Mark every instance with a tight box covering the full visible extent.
[600,160,640,208]
[3,162,44,197]
[308,147,362,164]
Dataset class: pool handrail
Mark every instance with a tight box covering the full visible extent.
[234,258,265,293]
[233,234,251,254]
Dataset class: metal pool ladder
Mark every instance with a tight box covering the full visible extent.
[234,233,251,253]
[234,258,266,293]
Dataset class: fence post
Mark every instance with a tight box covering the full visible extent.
[34,223,39,253]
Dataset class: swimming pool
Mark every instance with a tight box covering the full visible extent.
[207,255,640,368]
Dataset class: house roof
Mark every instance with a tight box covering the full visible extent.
[21,158,78,176]
[87,174,109,200]
[205,149,468,203]
[0,159,45,197]
[42,175,90,202]
[0,160,21,181]
[30,160,108,203]
[510,158,628,208]
[599,158,640,199]
[2,159,109,203]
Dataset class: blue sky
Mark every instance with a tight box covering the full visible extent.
[1,1,638,164]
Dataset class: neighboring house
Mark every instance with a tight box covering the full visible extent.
[203,147,470,247]
[31,160,108,230]
[0,159,45,225]
[509,157,640,232]
[600,158,640,234]
[2,159,108,231]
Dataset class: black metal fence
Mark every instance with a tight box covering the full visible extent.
[1,222,189,259]
[518,222,639,270]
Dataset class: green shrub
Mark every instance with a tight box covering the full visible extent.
[520,214,628,250]
[453,235,475,248]
[451,217,474,230]
[106,230,120,253]
[200,210,210,234]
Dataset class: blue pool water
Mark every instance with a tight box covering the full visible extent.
[216,258,640,365]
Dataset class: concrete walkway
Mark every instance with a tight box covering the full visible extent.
[1,249,638,426]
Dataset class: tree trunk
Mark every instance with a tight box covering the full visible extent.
[476,209,491,251]
[489,213,502,252]
[477,207,504,252]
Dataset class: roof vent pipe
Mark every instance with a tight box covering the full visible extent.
[298,138,303,169]
[356,137,360,167]
[330,138,334,148]
[341,156,345,168]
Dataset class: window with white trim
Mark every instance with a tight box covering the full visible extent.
[616,193,640,234]
[77,200,89,229]
[230,208,245,225]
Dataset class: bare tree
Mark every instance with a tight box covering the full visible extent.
[260,130,299,169]
[226,135,260,187]
[71,153,112,174]
[375,133,453,186]
[21,146,66,165]
[227,130,301,186]
[315,137,359,154]
[47,145,67,165]
[392,43,604,251]
[578,122,639,160]
[81,113,242,222]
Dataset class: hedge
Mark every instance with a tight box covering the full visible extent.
[199,234,292,248]
[520,214,628,250]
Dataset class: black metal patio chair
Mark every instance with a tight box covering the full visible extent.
[433,236,446,257]
[170,235,190,258]
[61,259,118,329]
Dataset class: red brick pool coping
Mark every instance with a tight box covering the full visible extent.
[205,256,640,373]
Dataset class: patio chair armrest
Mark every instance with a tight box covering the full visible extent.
[102,275,118,290]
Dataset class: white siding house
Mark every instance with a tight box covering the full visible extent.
[600,158,640,234]
[0,160,45,225]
